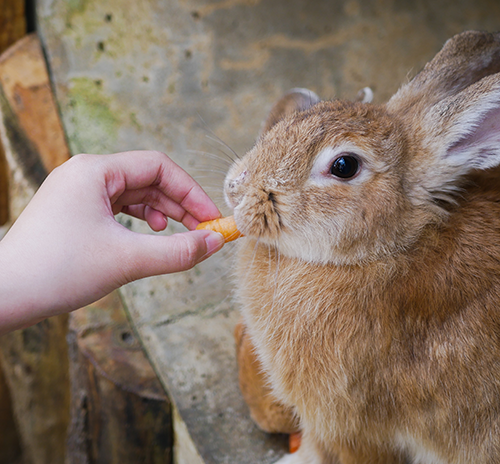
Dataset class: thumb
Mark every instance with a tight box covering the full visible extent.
[122,230,225,281]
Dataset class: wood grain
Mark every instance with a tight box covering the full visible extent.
[0,33,71,464]
[0,0,26,225]
[0,34,70,176]
[67,292,173,464]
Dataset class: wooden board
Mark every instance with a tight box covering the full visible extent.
[0,34,70,180]
[0,34,71,223]
[67,292,173,464]
[0,0,27,225]
[0,34,71,464]
[0,359,22,463]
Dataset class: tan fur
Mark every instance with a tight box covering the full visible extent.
[235,320,299,433]
[226,31,500,463]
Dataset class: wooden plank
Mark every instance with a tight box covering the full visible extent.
[0,357,22,463]
[0,34,71,464]
[0,0,26,48]
[0,316,70,464]
[0,34,71,223]
[67,292,173,464]
[0,34,70,177]
[0,30,71,464]
[0,0,26,225]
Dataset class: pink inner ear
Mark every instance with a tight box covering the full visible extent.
[448,105,500,169]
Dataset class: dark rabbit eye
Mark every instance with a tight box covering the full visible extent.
[330,154,359,179]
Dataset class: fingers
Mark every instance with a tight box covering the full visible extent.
[122,204,201,231]
[112,186,200,230]
[100,151,221,223]
[121,230,225,280]
[144,206,168,232]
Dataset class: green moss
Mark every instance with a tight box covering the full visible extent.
[65,0,89,28]
[63,0,106,40]
[66,77,121,154]
[129,112,143,131]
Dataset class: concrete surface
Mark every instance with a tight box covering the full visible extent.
[35,0,500,462]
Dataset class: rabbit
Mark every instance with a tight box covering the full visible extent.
[224,30,500,464]
[233,86,374,437]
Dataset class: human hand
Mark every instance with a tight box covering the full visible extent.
[0,150,225,333]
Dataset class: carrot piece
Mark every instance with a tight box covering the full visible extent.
[195,215,242,242]
[289,432,301,453]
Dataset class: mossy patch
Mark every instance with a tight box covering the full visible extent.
[65,0,92,30]
[66,77,121,154]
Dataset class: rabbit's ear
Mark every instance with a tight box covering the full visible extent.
[428,74,500,172]
[387,31,500,194]
[387,31,500,116]
[260,88,320,136]
[408,73,500,200]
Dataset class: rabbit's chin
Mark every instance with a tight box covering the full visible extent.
[259,231,392,266]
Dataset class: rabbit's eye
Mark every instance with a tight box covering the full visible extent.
[330,154,359,179]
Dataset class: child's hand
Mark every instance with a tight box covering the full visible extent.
[0,151,225,333]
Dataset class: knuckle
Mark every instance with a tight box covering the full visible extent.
[55,153,94,177]
[66,153,94,169]
[144,188,162,206]
[177,234,202,269]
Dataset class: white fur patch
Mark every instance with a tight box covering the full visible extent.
[394,432,449,464]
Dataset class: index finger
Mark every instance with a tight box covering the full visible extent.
[102,150,221,223]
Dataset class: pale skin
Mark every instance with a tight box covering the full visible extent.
[0,150,225,335]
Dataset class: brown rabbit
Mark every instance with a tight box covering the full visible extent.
[225,31,500,464]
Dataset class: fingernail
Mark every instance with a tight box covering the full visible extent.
[205,231,225,255]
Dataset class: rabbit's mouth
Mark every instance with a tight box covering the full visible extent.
[232,188,284,242]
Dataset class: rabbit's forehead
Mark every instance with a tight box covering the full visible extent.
[260,113,387,168]
[236,102,401,191]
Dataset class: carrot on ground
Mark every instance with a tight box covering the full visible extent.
[195,215,242,242]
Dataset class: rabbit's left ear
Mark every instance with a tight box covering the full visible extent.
[424,73,500,177]
[259,88,320,136]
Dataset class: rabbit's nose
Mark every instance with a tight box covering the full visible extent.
[224,169,248,209]
[228,169,247,189]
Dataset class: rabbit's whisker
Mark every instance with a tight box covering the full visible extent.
[205,135,240,161]
[270,244,281,316]
[187,149,233,167]
[192,170,229,178]
[243,237,262,290]
[196,112,240,160]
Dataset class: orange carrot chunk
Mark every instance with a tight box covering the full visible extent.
[289,432,302,453]
[196,215,242,242]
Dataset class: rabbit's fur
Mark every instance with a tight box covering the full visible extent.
[225,31,500,463]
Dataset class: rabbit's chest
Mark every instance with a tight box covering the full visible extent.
[234,243,392,420]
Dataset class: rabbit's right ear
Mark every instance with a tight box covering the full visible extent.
[407,71,500,199]
[260,88,320,136]
[387,31,500,196]
[424,74,500,172]
[387,31,500,116]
